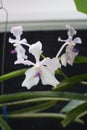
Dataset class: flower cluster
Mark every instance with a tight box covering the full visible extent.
[9,25,82,90]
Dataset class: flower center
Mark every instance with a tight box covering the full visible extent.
[13,40,21,47]
[34,64,41,77]
[35,63,40,70]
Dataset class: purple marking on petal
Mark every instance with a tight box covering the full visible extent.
[34,71,40,77]
[10,49,17,54]
[73,48,79,54]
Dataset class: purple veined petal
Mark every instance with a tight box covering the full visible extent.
[11,26,23,40]
[10,49,17,54]
[73,37,82,44]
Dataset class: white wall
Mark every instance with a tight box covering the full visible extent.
[0,0,87,32]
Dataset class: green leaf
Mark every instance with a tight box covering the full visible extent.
[53,73,87,91]
[74,0,87,14]
[0,116,12,130]
[61,100,85,113]
[0,91,87,104]
[62,102,87,127]
[7,112,84,124]
[0,68,27,83]
[9,101,56,114]
[74,56,87,64]
[8,112,66,119]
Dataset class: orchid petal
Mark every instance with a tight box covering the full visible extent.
[40,66,59,87]
[67,52,77,66]
[15,45,27,61]
[61,53,67,67]
[66,25,76,38]
[73,37,82,44]
[10,49,17,54]
[14,59,34,66]
[41,57,61,73]
[66,46,77,66]
[11,26,23,40]
[29,41,42,63]
[14,59,25,65]
[58,37,66,42]
[20,38,27,44]
[22,67,39,89]
[9,37,16,44]
[73,48,79,54]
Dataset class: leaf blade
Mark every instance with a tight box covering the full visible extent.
[62,102,87,127]
[0,68,27,82]
[0,116,12,130]
[53,73,87,91]
[74,0,87,14]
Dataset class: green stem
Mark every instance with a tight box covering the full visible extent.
[41,53,45,58]
[56,69,68,79]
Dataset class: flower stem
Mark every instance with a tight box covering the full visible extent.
[56,42,68,57]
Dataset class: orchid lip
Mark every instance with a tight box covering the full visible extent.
[34,71,40,77]
[10,49,17,54]
[73,48,79,53]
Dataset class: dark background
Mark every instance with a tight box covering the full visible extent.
[0,29,87,130]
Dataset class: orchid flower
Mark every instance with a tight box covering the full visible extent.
[9,26,30,64]
[16,41,61,89]
[56,25,82,66]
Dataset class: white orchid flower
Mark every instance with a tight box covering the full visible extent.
[9,26,30,64]
[17,41,61,89]
[56,25,82,66]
